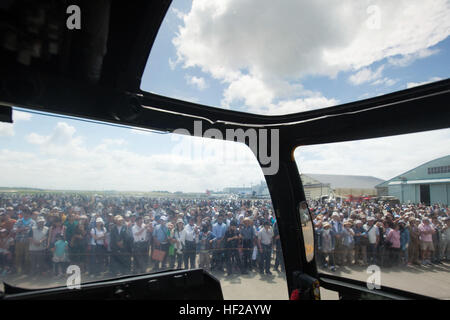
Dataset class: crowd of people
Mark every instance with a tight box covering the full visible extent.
[311,200,450,272]
[0,192,448,284]
[0,194,283,281]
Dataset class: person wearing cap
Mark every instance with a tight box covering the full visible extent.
[110,215,133,276]
[331,212,344,267]
[70,218,89,274]
[52,233,69,278]
[47,216,66,252]
[198,223,215,271]
[353,220,368,266]
[408,217,421,265]
[29,216,49,277]
[341,221,355,266]
[239,217,255,274]
[440,218,450,262]
[418,218,435,265]
[385,222,401,267]
[5,206,15,220]
[152,215,169,271]
[257,220,274,275]
[171,219,186,269]
[318,222,336,271]
[132,216,149,274]
[89,217,107,277]
[64,213,79,261]
[12,208,35,274]
[223,219,243,276]
[182,216,199,270]
[124,212,132,228]
[211,214,227,272]
[398,220,410,266]
[0,228,14,275]
[364,217,380,265]
[431,217,443,264]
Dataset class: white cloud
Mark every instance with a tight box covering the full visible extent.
[349,65,385,85]
[185,75,208,90]
[221,74,337,114]
[0,110,32,137]
[371,77,398,87]
[171,7,186,20]
[13,110,32,121]
[348,65,398,87]
[101,138,126,146]
[172,0,450,114]
[406,77,443,89]
[388,48,440,67]
[25,122,85,157]
[0,123,14,137]
[260,96,338,115]
[222,75,274,109]
[2,121,265,192]
[294,129,450,181]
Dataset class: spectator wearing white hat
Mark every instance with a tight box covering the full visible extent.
[318,222,336,271]
[132,216,148,274]
[52,233,69,277]
[331,212,344,266]
[408,217,421,265]
[171,219,186,269]
[152,215,169,271]
[29,216,49,277]
[353,220,368,266]
[110,215,133,276]
[182,216,199,270]
[89,217,107,277]
[341,221,355,266]
[364,216,380,265]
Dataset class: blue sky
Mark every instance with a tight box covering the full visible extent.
[1,0,449,192]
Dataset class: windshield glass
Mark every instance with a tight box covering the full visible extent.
[142,0,450,115]
[0,108,288,299]
[294,129,450,299]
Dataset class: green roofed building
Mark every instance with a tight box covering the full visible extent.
[375,155,450,206]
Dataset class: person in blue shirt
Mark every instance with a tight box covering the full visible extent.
[353,220,368,266]
[13,209,36,275]
[198,223,215,271]
[318,222,336,271]
[399,220,410,266]
[330,212,344,266]
[240,217,256,274]
[152,216,169,271]
[52,233,68,277]
[211,214,227,272]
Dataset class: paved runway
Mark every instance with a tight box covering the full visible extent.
[1,262,448,299]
